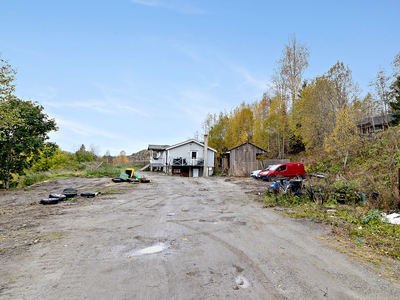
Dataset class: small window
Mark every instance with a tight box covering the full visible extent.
[277,165,287,172]
[191,151,197,159]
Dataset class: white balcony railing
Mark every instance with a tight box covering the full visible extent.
[169,157,204,166]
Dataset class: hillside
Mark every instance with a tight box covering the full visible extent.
[291,126,400,210]
[128,149,150,165]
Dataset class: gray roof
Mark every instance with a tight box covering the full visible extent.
[226,142,268,153]
[148,144,170,151]
[358,113,396,127]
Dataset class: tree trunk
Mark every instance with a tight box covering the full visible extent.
[343,150,349,171]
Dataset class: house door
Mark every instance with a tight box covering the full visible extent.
[190,151,198,165]
[193,168,199,177]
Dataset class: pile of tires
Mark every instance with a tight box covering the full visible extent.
[40,193,67,205]
[40,198,60,205]
[62,188,78,198]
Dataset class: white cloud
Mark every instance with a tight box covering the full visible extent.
[229,64,268,90]
[129,0,207,14]
[117,105,149,117]
[44,101,111,113]
[38,86,57,101]
[53,116,123,139]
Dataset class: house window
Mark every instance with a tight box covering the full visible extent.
[191,151,197,160]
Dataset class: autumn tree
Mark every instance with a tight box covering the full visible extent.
[389,76,400,125]
[275,33,310,106]
[368,66,392,127]
[114,150,129,165]
[392,51,400,79]
[324,107,360,169]
[326,61,361,110]
[264,94,288,158]
[293,76,336,149]
[104,149,112,164]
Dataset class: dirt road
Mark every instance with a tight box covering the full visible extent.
[1,173,400,299]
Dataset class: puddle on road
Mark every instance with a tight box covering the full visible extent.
[128,243,168,257]
[235,275,251,288]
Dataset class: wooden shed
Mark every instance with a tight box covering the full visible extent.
[222,142,268,176]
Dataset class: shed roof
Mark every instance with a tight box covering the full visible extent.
[226,142,267,153]
[166,139,217,152]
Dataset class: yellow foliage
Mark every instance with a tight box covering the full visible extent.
[113,150,129,165]
[324,107,360,157]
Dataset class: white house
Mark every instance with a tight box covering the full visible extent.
[148,139,216,177]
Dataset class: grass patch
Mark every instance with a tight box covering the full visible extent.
[98,188,121,194]
[41,231,62,241]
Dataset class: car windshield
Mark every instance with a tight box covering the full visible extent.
[269,165,280,171]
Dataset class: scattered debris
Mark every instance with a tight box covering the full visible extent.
[167,213,175,216]
[382,213,400,225]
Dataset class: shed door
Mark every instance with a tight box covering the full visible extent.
[193,168,199,178]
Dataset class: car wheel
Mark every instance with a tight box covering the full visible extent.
[49,193,67,201]
[40,198,59,205]
[269,175,276,182]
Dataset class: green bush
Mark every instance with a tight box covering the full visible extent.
[84,164,122,177]
[361,209,381,224]
[24,172,49,186]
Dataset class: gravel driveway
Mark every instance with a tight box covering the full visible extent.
[1,173,399,299]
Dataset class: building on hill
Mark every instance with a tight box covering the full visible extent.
[221,142,268,177]
[148,139,216,177]
[357,113,396,134]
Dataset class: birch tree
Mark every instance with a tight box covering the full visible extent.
[277,34,310,106]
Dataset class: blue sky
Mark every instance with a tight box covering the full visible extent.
[1,0,399,155]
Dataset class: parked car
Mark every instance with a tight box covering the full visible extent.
[258,163,305,182]
[250,165,271,179]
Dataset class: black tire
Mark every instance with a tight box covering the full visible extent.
[269,175,276,182]
[40,198,59,205]
[62,192,77,198]
[112,178,122,183]
[63,188,77,193]
[81,192,96,198]
[49,193,67,201]
[313,191,324,205]
[127,178,139,182]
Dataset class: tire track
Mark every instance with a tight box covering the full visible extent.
[170,221,285,299]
